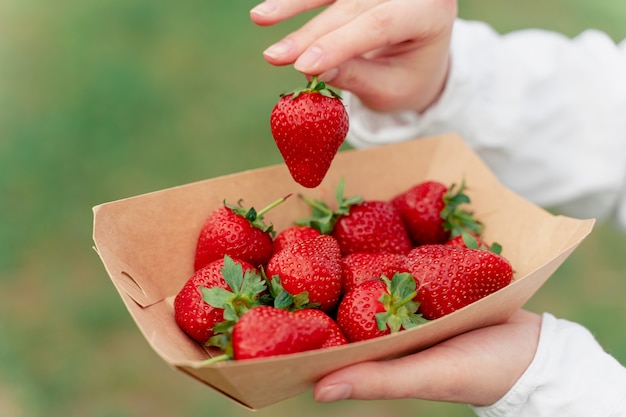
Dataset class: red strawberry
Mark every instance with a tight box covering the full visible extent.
[294,309,348,348]
[265,235,342,312]
[231,306,330,360]
[194,195,289,271]
[271,225,321,255]
[174,256,267,345]
[341,252,409,295]
[336,273,427,343]
[298,180,412,256]
[391,180,483,246]
[445,233,501,253]
[332,200,412,256]
[270,76,349,188]
[405,244,513,320]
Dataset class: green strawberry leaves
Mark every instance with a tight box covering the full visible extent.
[441,181,484,238]
[263,271,321,311]
[375,273,428,333]
[296,178,363,234]
[225,194,292,235]
[282,75,343,101]
[201,255,271,351]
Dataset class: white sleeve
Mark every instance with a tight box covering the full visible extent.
[344,19,626,229]
[470,313,626,417]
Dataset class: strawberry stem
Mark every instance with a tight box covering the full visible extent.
[307,74,319,88]
[298,194,334,215]
[256,193,292,218]
[199,353,230,366]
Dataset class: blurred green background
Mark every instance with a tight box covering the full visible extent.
[1,1,625,416]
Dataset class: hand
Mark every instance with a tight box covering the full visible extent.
[313,309,542,406]
[250,0,457,113]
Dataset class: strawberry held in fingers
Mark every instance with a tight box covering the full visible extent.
[405,245,514,320]
[194,195,289,271]
[270,75,349,188]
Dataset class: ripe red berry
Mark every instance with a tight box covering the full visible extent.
[270,76,348,188]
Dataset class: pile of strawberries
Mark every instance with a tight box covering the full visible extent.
[173,179,514,362]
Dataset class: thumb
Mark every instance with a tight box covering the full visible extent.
[313,346,468,403]
[313,310,541,405]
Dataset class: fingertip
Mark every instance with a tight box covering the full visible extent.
[293,46,323,74]
[314,383,353,403]
[250,1,277,18]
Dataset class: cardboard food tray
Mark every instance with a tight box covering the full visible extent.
[92,133,594,409]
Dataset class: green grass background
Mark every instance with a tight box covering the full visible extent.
[1,1,625,416]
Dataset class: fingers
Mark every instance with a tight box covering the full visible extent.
[256,0,456,72]
[323,40,452,112]
[260,0,378,67]
[314,345,474,403]
[250,0,333,26]
[295,0,441,73]
[314,310,542,406]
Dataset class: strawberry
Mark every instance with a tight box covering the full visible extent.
[271,225,321,255]
[336,273,427,343]
[391,180,483,246]
[445,232,502,254]
[298,180,412,256]
[341,252,409,295]
[173,256,267,345]
[294,309,348,348]
[231,306,330,360]
[404,244,513,320]
[270,75,349,188]
[194,195,289,271]
[332,200,413,256]
[265,234,342,312]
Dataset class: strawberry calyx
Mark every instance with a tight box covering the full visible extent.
[296,179,363,234]
[281,74,343,101]
[201,255,271,356]
[225,194,292,236]
[441,181,484,238]
[458,231,503,254]
[261,268,321,311]
[376,272,428,333]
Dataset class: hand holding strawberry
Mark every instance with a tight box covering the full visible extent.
[270,76,349,188]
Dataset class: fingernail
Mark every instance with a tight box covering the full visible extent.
[250,1,277,17]
[263,39,294,59]
[315,383,352,402]
[294,46,323,72]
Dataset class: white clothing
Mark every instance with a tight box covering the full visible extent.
[472,313,626,417]
[343,19,626,417]
[344,19,626,230]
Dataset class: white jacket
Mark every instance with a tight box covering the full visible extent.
[345,19,626,230]
[343,19,626,417]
